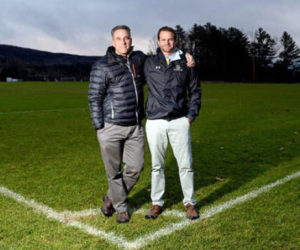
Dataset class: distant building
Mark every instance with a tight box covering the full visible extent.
[6,77,22,82]
[288,60,300,71]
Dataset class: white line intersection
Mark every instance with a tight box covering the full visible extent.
[1,170,299,249]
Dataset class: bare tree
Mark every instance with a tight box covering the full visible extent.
[147,35,158,55]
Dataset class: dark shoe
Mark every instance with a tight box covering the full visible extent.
[145,205,163,219]
[116,211,130,223]
[185,204,199,220]
[101,196,114,217]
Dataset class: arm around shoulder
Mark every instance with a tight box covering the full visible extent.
[187,67,201,122]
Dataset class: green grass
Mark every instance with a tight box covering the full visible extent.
[0,81,299,249]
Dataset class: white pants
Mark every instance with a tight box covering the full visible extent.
[146,117,196,206]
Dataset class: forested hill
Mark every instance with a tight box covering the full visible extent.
[0,44,99,65]
[0,44,100,81]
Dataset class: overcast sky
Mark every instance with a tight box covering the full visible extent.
[1,0,300,56]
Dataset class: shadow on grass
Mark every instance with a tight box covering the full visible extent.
[126,100,300,211]
[128,130,297,212]
[127,144,268,211]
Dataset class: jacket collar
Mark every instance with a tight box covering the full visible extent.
[156,47,183,64]
[106,46,134,64]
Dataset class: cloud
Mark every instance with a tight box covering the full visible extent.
[1,0,300,55]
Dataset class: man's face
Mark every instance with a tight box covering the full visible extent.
[112,29,132,56]
[158,31,176,55]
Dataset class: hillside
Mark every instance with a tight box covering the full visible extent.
[0,44,99,65]
[0,44,101,81]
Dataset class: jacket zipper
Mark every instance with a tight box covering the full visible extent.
[111,102,114,119]
[126,56,139,124]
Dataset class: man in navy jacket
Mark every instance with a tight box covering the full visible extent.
[144,26,201,220]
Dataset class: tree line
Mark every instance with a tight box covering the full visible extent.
[0,45,98,81]
[1,23,300,83]
[0,58,92,81]
[154,23,300,83]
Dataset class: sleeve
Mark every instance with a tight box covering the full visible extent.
[143,56,152,81]
[137,51,147,85]
[186,66,201,122]
[88,62,108,130]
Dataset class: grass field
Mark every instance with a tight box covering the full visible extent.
[0,81,299,249]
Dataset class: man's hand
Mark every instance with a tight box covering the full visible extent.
[185,52,195,68]
[186,117,191,124]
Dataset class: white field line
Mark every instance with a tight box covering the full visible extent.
[0,99,216,115]
[67,206,185,219]
[61,208,101,220]
[0,170,299,249]
[0,98,216,115]
[0,107,86,114]
[133,208,186,218]
[127,170,300,249]
[0,187,127,249]
[60,207,186,220]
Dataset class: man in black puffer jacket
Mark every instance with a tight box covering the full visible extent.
[88,25,146,223]
[144,26,201,221]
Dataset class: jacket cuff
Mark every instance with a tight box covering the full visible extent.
[187,114,195,123]
[94,123,104,130]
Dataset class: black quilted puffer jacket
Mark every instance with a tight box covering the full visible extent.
[88,46,146,130]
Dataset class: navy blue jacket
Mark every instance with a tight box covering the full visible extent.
[144,48,201,122]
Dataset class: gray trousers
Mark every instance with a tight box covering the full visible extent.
[97,123,144,212]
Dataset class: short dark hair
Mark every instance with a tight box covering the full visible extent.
[111,25,131,38]
[157,26,176,40]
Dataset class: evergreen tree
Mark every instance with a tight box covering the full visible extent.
[188,24,205,61]
[222,27,251,81]
[279,31,300,67]
[174,25,187,51]
[250,27,276,67]
[147,22,300,82]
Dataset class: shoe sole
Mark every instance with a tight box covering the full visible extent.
[145,209,162,219]
[145,215,157,219]
[116,219,130,223]
[188,215,199,220]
